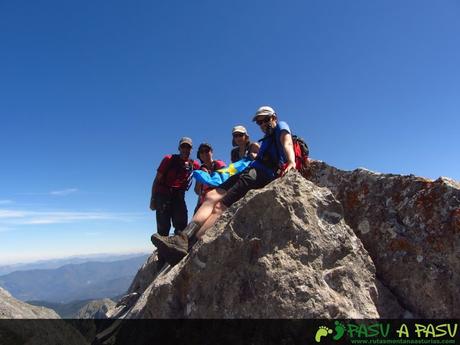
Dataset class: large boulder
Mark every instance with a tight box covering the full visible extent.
[125,172,403,318]
[306,160,460,318]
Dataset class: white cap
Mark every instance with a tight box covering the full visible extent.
[252,105,276,121]
[232,125,247,135]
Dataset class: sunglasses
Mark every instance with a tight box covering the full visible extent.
[199,148,211,154]
[232,133,245,138]
[180,144,192,149]
[256,117,272,126]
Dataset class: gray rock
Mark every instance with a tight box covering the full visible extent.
[107,253,159,319]
[0,286,59,319]
[115,161,458,321]
[0,287,88,345]
[306,160,460,318]
[126,172,403,318]
[127,253,159,297]
[75,298,116,319]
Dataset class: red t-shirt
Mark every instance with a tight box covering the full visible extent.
[156,155,200,193]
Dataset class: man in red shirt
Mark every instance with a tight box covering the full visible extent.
[150,137,200,267]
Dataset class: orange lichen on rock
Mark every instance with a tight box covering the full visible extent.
[389,238,415,254]
[425,234,448,251]
[416,188,441,221]
[345,191,360,209]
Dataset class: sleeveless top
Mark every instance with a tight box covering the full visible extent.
[230,141,257,163]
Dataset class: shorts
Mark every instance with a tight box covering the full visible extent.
[219,167,274,207]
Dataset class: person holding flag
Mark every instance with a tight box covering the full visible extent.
[193,142,226,213]
[151,106,296,266]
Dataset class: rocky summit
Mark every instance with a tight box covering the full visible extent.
[110,162,459,321]
[116,170,421,319]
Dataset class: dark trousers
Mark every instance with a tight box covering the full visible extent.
[220,167,274,207]
[155,190,188,236]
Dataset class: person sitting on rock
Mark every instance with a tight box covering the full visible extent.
[151,106,296,266]
[149,137,200,268]
[230,125,259,163]
[194,142,226,213]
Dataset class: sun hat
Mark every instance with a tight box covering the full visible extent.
[232,125,247,135]
[252,106,276,121]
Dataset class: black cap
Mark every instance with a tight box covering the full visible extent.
[197,143,213,160]
[198,143,212,152]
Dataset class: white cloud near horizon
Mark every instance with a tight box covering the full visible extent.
[0,208,141,225]
[17,188,79,196]
[50,188,79,196]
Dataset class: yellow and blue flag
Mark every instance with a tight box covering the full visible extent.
[193,159,251,187]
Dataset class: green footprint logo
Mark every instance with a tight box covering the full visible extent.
[333,321,346,340]
[315,326,333,343]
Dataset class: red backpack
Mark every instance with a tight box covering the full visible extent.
[278,135,310,177]
[258,131,310,177]
[292,135,310,175]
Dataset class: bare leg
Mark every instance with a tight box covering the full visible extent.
[152,189,228,266]
[191,188,226,225]
[196,201,227,239]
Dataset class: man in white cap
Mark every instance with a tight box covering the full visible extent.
[149,137,199,268]
[151,107,295,266]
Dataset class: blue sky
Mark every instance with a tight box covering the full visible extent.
[0,0,458,264]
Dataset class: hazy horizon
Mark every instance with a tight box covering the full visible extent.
[0,249,150,266]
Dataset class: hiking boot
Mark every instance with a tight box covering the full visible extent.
[151,232,188,266]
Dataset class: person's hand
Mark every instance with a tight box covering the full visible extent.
[281,162,296,176]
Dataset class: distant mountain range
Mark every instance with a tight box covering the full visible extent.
[27,299,96,318]
[0,252,149,276]
[0,254,149,303]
